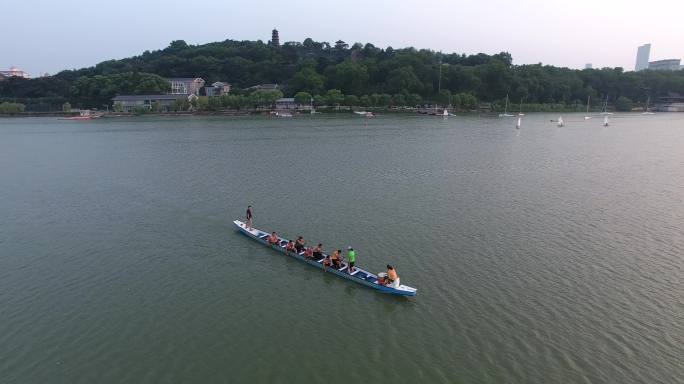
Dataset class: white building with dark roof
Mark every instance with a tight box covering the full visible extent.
[166,78,205,95]
[275,98,296,110]
[205,82,231,96]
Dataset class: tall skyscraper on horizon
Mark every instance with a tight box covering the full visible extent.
[635,43,651,71]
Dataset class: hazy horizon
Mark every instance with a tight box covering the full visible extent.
[4,0,683,76]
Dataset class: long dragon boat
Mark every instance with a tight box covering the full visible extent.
[234,220,417,297]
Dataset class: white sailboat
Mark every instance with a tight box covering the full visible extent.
[642,96,655,115]
[518,99,525,116]
[584,96,592,120]
[600,96,613,115]
[443,108,449,117]
[557,116,564,127]
[499,94,515,117]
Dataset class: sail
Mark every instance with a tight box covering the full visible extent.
[499,94,514,117]
[584,96,592,120]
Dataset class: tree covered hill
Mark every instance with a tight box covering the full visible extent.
[2,37,684,110]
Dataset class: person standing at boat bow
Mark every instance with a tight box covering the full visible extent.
[246,205,253,230]
[347,246,356,273]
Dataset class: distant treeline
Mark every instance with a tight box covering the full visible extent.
[2,38,684,110]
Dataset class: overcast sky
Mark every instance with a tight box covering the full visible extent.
[3,0,683,76]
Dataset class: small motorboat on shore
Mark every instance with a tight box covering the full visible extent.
[234,220,417,297]
[354,111,374,117]
[272,111,293,118]
[60,110,103,120]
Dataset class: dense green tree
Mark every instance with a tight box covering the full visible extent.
[437,90,451,106]
[294,91,312,105]
[407,93,422,106]
[325,61,369,95]
[251,90,283,107]
[69,72,169,108]
[454,93,478,109]
[3,36,684,111]
[207,96,222,110]
[313,94,326,107]
[132,106,148,115]
[343,94,359,106]
[392,93,406,106]
[196,96,210,111]
[290,67,324,95]
[384,66,421,94]
[0,102,25,113]
[170,98,190,112]
[325,89,344,106]
[615,96,634,111]
[378,93,392,106]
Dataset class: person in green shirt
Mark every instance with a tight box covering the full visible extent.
[347,246,356,273]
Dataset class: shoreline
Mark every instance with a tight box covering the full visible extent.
[0,107,628,118]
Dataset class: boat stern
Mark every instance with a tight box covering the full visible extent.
[394,285,418,297]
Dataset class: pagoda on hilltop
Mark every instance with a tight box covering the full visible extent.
[270,28,280,48]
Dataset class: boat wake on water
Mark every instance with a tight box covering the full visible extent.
[233,220,417,297]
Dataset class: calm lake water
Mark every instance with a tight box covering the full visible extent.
[1,113,683,383]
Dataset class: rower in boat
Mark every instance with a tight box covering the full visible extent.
[285,241,296,254]
[294,236,305,253]
[379,265,400,288]
[268,232,279,246]
[303,246,314,259]
[312,243,323,259]
[331,249,343,269]
[322,254,332,270]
